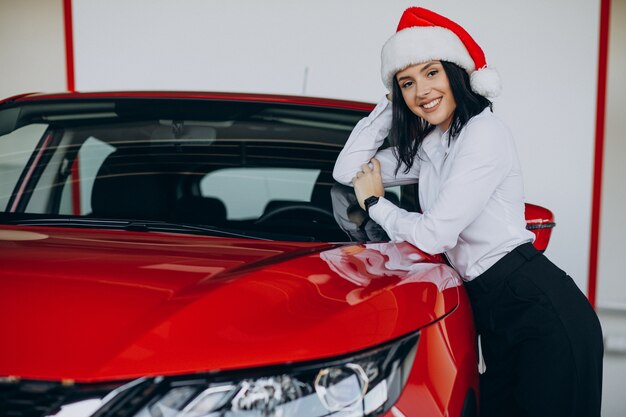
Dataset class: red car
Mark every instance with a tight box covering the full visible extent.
[0,92,554,417]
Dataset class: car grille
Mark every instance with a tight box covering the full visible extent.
[0,378,121,417]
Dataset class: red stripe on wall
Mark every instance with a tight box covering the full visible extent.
[63,0,75,92]
[588,0,611,309]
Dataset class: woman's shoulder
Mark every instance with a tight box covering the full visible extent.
[466,108,510,132]
[459,108,514,150]
[464,108,512,138]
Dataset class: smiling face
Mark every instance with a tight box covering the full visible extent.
[396,61,457,131]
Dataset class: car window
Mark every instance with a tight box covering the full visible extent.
[386,186,400,204]
[57,137,116,215]
[0,124,47,211]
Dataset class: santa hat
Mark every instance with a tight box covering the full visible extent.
[381,7,502,98]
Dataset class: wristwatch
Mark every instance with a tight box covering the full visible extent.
[364,196,380,213]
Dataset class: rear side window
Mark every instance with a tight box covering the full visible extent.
[200,168,321,220]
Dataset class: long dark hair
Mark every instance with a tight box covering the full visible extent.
[389,61,492,174]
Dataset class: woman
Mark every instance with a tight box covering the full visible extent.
[333,7,603,417]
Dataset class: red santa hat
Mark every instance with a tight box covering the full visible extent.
[381,7,502,98]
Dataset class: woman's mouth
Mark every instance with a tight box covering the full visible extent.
[421,97,442,111]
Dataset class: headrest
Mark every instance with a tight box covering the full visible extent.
[172,196,227,225]
[91,150,176,220]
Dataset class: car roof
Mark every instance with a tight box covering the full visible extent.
[0,91,375,112]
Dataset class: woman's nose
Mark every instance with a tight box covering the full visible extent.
[417,84,431,97]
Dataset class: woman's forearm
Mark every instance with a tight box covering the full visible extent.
[333,96,393,185]
[333,96,419,187]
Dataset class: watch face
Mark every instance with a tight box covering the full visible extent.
[365,196,379,211]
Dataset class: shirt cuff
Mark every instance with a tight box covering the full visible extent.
[368,197,396,233]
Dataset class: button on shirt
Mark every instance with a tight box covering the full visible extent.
[333,96,534,280]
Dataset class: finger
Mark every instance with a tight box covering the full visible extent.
[371,158,381,173]
[361,163,372,173]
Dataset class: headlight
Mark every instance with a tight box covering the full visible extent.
[93,332,418,417]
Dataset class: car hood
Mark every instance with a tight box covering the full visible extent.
[0,225,461,382]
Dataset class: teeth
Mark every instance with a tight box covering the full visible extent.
[423,98,441,109]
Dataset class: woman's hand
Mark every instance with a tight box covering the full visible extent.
[352,158,385,210]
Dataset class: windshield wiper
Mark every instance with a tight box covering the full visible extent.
[2,217,274,241]
[123,220,274,240]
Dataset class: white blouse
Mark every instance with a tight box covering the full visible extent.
[333,96,534,280]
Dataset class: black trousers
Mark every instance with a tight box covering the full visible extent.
[464,243,603,417]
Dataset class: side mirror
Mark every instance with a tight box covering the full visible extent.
[525,203,555,251]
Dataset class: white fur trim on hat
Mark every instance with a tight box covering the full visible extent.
[381,26,475,90]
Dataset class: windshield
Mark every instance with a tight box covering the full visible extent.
[0,98,408,242]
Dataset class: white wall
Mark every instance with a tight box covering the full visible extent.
[0,0,66,98]
[598,1,626,413]
[599,0,626,309]
[71,0,600,292]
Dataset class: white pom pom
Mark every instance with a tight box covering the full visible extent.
[470,67,502,98]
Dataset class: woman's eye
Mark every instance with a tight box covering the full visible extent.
[401,81,413,88]
[427,70,439,77]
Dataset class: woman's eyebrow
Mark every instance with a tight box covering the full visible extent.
[397,61,439,81]
[420,62,437,73]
